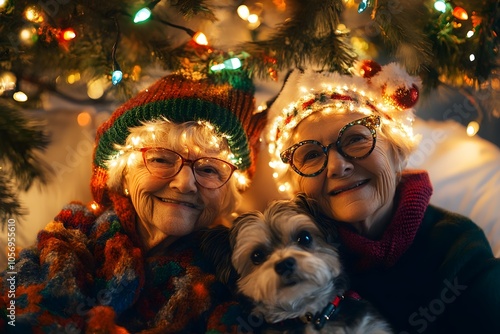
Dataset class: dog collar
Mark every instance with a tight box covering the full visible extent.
[261,291,362,331]
[312,291,362,330]
[312,295,344,329]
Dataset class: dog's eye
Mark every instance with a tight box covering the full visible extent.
[251,250,267,265]
[296,230,313,246]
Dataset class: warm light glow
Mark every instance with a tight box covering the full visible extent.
[274,0,287,11]
[62,28,76,41]
[247,14,259,24]
[234,171,249,188]
[237,5,250,20]
[434,0,447,13]
[0,71,16,93]
[466,121,480,136]
[134,8,152,23]
[0,0,8,9]
[131,65,142,81]
[469,54,475,61]
[90,202,99,211]
[13,91,28,102]
[127,152,137,166]
[67,72,81,84]
[452,7,468,20]
[87,78,105,99]
[466,30,474,38]
[192,31,208,45]
[131,136,142,146]
[24,6,43,23]
[77,112,92,127]
[19,27,36,45]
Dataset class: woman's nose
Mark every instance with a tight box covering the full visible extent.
[325,149,354,178]
[169,165,197,192]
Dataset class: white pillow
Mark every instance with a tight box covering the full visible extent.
[408,118,500,257]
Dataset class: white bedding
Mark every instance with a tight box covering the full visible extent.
[408,119,500,257]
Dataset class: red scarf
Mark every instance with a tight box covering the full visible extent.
[338,170,433,271]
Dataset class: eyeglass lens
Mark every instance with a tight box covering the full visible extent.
[291,124,374,175]
[143,148,234,188]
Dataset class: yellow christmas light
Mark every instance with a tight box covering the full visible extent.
[192,31,208,45]
[13,91,28,102]
[237,5,250,20]
[24,6,44,23]
[19,27,37,45]
[466,121,479,136]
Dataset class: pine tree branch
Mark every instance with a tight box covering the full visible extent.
[0,173,27,226]
[371,0,434,73]
[239,0,357,78]
[0,100,52,225]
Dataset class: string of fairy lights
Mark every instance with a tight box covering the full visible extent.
[0,0,498,138]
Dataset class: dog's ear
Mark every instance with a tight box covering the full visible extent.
[293,193,339,244]
[199,225,237,286]
[293,192,320,216]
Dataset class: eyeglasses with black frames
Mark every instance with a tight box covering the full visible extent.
[280,115,381,177]
[137,147,237,189]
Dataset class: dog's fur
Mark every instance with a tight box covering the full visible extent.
[202,194,392,334]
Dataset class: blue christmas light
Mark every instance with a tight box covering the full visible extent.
[358,0,368,13]
[111,70,123,85]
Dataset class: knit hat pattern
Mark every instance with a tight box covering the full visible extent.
[91,72,267,207]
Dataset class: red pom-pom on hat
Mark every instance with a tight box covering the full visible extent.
[386,83,419,109]
[358,60,382,78]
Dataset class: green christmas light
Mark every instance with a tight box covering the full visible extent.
[134,8,152,23]
[210,57,242,72]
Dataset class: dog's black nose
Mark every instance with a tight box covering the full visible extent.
[275,257,296,276]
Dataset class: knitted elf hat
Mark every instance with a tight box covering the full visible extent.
[267,60,421,194]
[91,71,267,207]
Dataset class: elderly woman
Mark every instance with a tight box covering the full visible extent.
[266,61,500,334]
[0,72,266,332]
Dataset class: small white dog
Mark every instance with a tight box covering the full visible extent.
[204,194,393,333]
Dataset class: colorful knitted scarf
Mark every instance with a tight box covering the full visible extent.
[337,170,433,271]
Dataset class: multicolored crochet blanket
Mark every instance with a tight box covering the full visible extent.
[0,202,243,333]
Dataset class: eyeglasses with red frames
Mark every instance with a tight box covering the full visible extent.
[280,115,380,177]
[137,147,237,189]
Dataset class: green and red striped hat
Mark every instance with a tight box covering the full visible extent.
[91,72,267,207]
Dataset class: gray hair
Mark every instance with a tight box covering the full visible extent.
[105,119,241,215]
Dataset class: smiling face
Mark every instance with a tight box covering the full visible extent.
[289,113,401,237]
[117,121,238,250]
[124,151,230,248]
